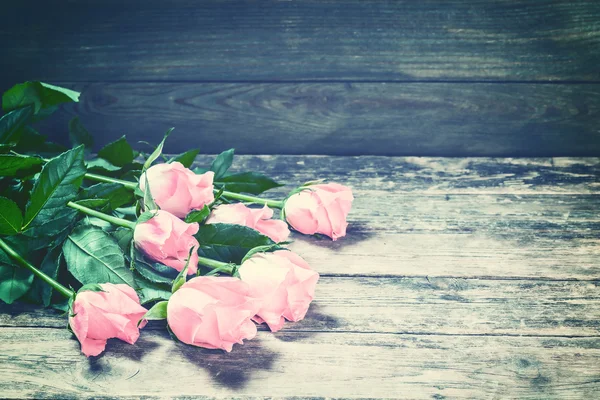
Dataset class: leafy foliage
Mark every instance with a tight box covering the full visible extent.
[195,223,274,264]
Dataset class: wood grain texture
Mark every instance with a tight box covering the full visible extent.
[3,277,600,336]
[2,0,600,82]
[0,328,599,399]
[33,82,600,156]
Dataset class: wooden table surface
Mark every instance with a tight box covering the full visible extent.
[1,155,599,399]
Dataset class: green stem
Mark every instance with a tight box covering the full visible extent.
[217,190,284,209]
[198,256,234,275]
[0,238,74,299]
[84,173,138,191]
[67,201,136,230]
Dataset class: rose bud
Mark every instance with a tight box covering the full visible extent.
[206,203,290,243]
[134,210,200,274]
[167,276,259,351]
[69,283,148,357]
[239,250,319,332]
[283,183,354,240]
[139,162,215,218]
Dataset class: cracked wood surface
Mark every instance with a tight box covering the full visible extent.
[0,156,599,398]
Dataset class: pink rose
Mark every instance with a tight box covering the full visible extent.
[206,203,290,243]
[167,276,259,351]
[139,162,215,218]
[134,210,200,274]
[283,183,354,240]
[69,283,148,357]
[239,250,319,332]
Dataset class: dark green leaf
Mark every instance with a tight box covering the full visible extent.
[3,82,79,114]
[216,172,283,195]
[86,158,121,172]
[28,245,62,307]
[0,247,34,304]
[143,128,173,171]
[0,197,23,235]
[139,300,168,325]
[0,155,43,178]
[0,106,33,145]
[112,227,133,253]
[81,183,134,211]
[63,225,135,287]
[13,126,67,156]
[68,117,94,149]
[171,148,199,168]
[184,205,211,224]
[209,148,234,180]
[98,136,134,167]
[22,146,86,232]
[195,223,274,264]
[134,273,171,304]
[133,250,178,284]
[71,198,110,208]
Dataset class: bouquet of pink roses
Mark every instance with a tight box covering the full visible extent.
[0,82,353,356]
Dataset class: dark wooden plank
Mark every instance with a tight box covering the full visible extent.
[0,328,598,398]
[2,1,600,82]
[33,82,600,156]
[3,277,600,336]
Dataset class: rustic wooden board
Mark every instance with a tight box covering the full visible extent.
[33,82,600,156]
[3,1,600,82]
[0,328,598,399]
[3,277,600,336]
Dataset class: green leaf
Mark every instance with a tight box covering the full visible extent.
[133,251,178,284]
[98,136,134,167]
[134,274,171,304]
[112,227,133,253]
[171,247,194,293]
[0,197,23,235]
[209,148,234,180]
[13,126,68,155]
[184,205,211,224]
[139,300,168,325]
[171,149,199,168]
[71,198,110,209]
[195,223,274,264]
[142,173,158,211]
[22,146,86,232]
[63,225,135,287]
[3,81,79,114]
[0,247,34,304]
[137,210,157,225]
[0,155,43,178]
[143,127,173,171]
[216,172,283,195]
[80,183,134,211]
[28,245,62,307]
[0,106,33,145]
[68,117,94,149]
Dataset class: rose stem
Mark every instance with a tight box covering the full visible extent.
[66,202,136,230]
[0,238,74,298]
[197,256,234,275]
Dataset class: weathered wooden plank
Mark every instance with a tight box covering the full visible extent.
[34,82,600,156]
[2,1,600,82]
[201,155,600,194]
[0,328,598,398]
[2,278,599,336]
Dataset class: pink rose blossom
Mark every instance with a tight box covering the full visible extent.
[69,283,148,357]
[239,250,319,332]
[139,162,215,218]
[167,276,259,351]
[206,203,290,243]
[283,183,354,240]
[134,210,199,274]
